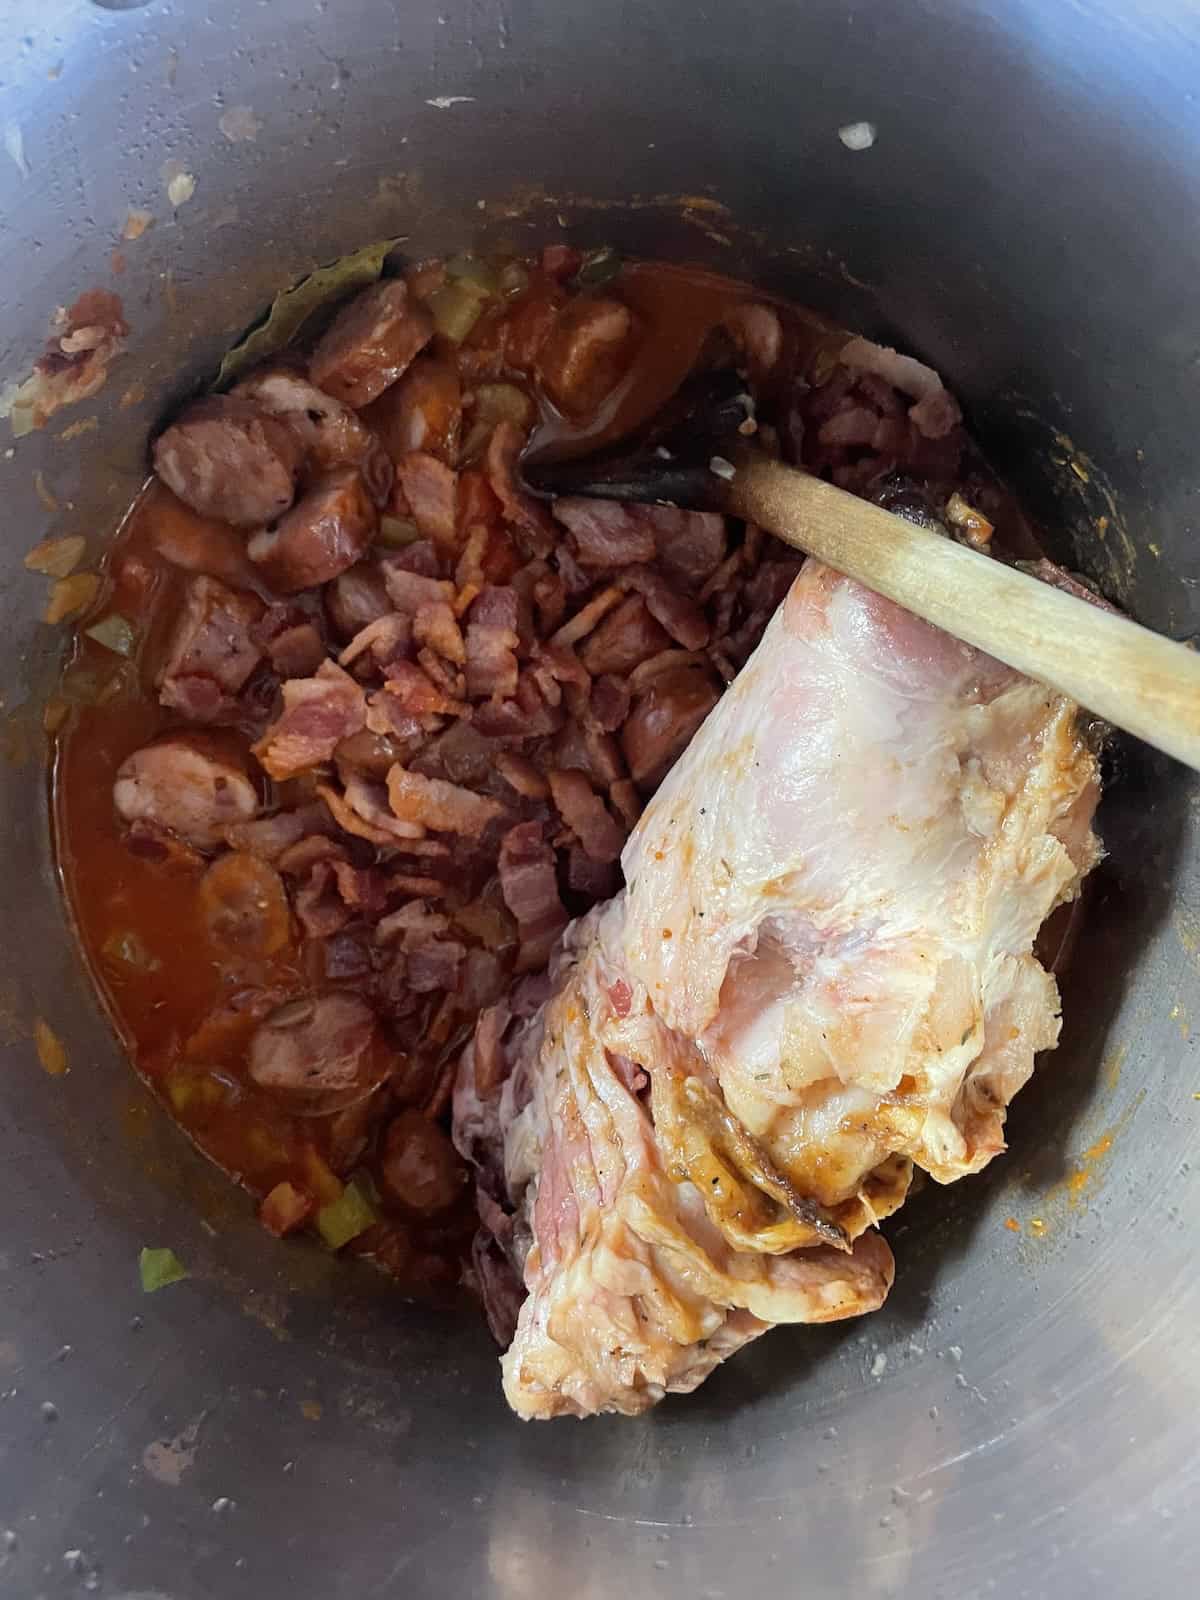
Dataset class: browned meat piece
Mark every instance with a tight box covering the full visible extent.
[149,492,261,588]
[153,396,304,527]
[1023,557,1122,614]
[252,660,365,781]
[364,357,462,463]
[318,773,426,847]
[395,452,460,551]
[497,820,568,972]
[504,283,566,371]
[578,594,671,676]
[485,421,559,554]
[267,622,327,678]
[113,733,258,849]
[326,561,391,640]
[537,297,635,417]
[248,992,384,1094]
[198,851,292,956]
[234,367,395,507]
[223,801,332,860]
[248,467,378,593]
[340,613,412,673]
[621,663,720,787]
[621,566,710,649]
[309,280,434,408]
[386,766,504,836]
[553,498,657,567]
[157,574,265,722]
[376,662,466,718]
[123,819,207,875]
[566,842,620,901]
[379,1110,468,1215]
[494,750,549,800]
[546,768,624,863]
[465,585,520,701]
[589,673,630,733]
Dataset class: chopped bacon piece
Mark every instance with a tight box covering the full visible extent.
[620,566,710,650]
[497,821,568,972]
[252,660,365,781]
[609,778,642,830]
[566,843,620,900]
[224,802,331,861]
[550,584,625,649]
[382,563,454,616]
[375,901,452,946]
[485,421,558,554]
[407,939,466,993]
[578,594,670,676]
[339,613,412,671]
[318,773,425,847]
[157,575,265,723]
[589,673,630,733]
[471,1000,512,1099]
[386,765,504,836]
[395,452,460,552]
[380,660,467,718]
[494,751,550,800]
[553,498,656,567]
[294,859,353,936]
[277,835,349,876]
[413,599,466,665]
[546,768,625,863]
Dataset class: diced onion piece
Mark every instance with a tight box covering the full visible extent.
[378,515,422,548]
[139,1246,188,1293]
[259,1181,314,1238]
[445,253,501,297]
[315,1174,379,1249]
[24,534,86,577]
[85,612,136,656]
[945,492,995,546]
[427,282,487,344]
[43,572,100,624]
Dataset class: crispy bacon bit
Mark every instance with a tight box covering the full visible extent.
[550,584,625,649]
[553,498,656,567]
[620,566,710,649]
[547,768,625,863]
[382,563,454,615]
[252,660,365,781]
[386,765,504,836]
[471,1000,512,1099]
[339,613,411,671]
[579,594,670,676]
[379,661,467,718]
[396,453,460,551]
[494,750,550,799]
[277,835,349,876]
[318,774,425,847]
[589,673,630,733]
[294,859,353,936]
[413,599,466,665]
[485,421,558,554]
[497,821,568,971]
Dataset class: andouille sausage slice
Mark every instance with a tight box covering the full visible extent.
[234,368,394,507]
[152,396,304,528]
[247,992,384,1094]
[308,281,434,408]
[248,468,378,593]
[157,574,265,721]
[113,732,258,849]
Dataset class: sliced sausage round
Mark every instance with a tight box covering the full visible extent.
[620,664,721,788]
[113,733,258,849]
[152,396,304,528]
[247,992,383,1095]
[325,560,391,640]
[309,281,434,408]
[378,1109,467,1215]
[198,851,292,957]
[234,368,394,507]
[248,467,378,594]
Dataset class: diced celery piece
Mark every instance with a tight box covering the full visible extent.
[315,1175,378,1249]
[445,253,501,297]
[139,1246,188,1293]
[427,282,486,344]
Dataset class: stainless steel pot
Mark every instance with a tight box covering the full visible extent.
[2,2,1198,1595]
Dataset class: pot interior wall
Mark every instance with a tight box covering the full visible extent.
[1,2,1198,1597]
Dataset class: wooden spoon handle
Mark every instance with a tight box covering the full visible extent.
[731,454,1200,770]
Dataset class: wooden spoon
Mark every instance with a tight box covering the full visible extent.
[526,442,1200,771]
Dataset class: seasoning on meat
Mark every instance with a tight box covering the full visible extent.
[309,280,434,408]
[153,395,304,527]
